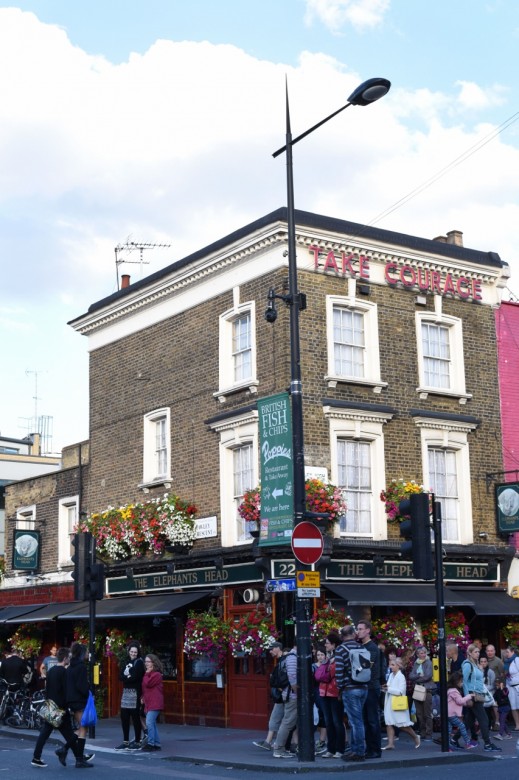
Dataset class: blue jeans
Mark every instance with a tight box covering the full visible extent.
[448,715,469,744]
[342,687,368,757]
[146,710,161,747]
[320,696,345,754]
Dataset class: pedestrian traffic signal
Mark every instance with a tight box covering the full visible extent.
[71,532,91,601]
[399,493,434,580]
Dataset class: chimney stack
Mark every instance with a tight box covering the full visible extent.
[446,230,463,247]
[121,274,131,289]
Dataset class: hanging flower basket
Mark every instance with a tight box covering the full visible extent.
[371,611,420,652]
[104,628,146,661]
[421,610,471,654]
[73,625,104,656]
[77,492,198,561]
[183,610,230,669]
[229,610,279,657]
[380,479,426,523]
[238,479,346,530]
[311,604,351,640]
[8,624,42,657]
[502,621,519,647]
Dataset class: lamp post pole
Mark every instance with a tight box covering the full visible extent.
[272,76,391,762]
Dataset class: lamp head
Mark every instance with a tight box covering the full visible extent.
[347,77,391,106]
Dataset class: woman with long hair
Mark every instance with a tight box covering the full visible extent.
[408,646,435,741]
[141,654,164,752]
[462,643,501,752]
[316,632,346,758]
[115,641,145,751]
[66,642,92,766]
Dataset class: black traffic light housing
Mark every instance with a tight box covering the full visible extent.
[399,492,434,580]
[71,532,105,601]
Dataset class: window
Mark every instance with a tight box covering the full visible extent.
[58,496,78,565]
[416,312,471,403]
[325,404,393,540]
[215,294,258,401]
[142,408,171,486]
[209,410,258,546]
[325,291,386,393]
[233,313,252,383]
[428,449,459,543]
[16,505,35,530]
[414,414,477,544]
[337,440,371,534]
[233,444,254,542]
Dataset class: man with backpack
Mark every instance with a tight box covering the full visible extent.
[252,642,286,751]
[272,644,298,758]
[335,625,371,763]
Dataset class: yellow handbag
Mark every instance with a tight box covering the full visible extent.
[391,695,408,711]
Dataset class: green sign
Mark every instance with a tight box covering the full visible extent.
[12,529,41,571]
[107,562,261,595]
[495,482,519,533]
[271,559,499,583]
[257,392,294,547]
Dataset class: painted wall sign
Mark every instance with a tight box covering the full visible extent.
[309,246,483,302]
[272,558,499,583]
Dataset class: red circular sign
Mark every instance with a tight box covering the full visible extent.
[291,521,324,565]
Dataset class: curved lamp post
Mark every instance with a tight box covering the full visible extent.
[271,77,391,763]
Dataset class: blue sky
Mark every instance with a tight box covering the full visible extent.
[1,0,519,452]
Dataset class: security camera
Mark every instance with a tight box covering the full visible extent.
[265,302,278,323]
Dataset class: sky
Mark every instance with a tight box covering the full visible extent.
[1,0,519,453]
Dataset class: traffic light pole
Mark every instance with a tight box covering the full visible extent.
[88,536,97,739]
[433,498,449,752]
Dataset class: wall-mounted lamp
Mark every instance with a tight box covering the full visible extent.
[166,562,175,575]
[215,556,224,572]
[125,567,134,579]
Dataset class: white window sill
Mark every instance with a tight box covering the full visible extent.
[138,478,173,493]
[213,380,259,403]
[325,375,388,394]
[416,386,472,405]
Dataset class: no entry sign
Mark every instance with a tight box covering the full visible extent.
[291,521,324,565]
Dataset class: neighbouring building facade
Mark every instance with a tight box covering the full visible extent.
[2,208,519,729]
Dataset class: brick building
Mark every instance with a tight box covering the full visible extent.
[2,208,519,729]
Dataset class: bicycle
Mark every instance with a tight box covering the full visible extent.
[1,683,46,729]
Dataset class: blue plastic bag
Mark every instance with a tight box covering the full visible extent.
[80,690,97,727]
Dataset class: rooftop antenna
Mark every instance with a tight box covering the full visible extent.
[114,238,172,290]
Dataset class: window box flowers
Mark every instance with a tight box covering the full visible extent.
[238,479,346,530]
[229,610,279,657]
[183,610,230,669]
[380,479,426,523]
[77,492,197,562]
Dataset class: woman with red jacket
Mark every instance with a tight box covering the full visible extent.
[316,632,346,758]
[141,654,164,752]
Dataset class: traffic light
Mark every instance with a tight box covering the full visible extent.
[71,532,91,601]
[71,532,105,600]
[399,492,433,580]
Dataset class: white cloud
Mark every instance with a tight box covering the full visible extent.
[304,0,391,33]
[455,80,507,110]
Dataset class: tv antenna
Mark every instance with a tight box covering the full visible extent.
[114,239,172,290]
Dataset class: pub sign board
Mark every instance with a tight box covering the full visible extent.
[12,529,41,571]
[495,482,519,534]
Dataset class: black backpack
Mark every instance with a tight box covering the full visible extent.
[270,656,289,693]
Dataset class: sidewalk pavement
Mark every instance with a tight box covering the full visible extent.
[2,718,518,772]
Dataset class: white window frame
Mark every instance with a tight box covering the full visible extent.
[415,416,476,545]
[324,405,393,540]
[215,296,258,402]
[325,289,386,394]
[16,505,36,530]
[58,496,78,566]
[209,410,258,547]
[416,311,471,404]
[142,407,171,488]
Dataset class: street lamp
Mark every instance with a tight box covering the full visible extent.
[271,76,391,763]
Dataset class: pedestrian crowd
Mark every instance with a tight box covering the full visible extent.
[1,640,164,768]
[252,625,519,762]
